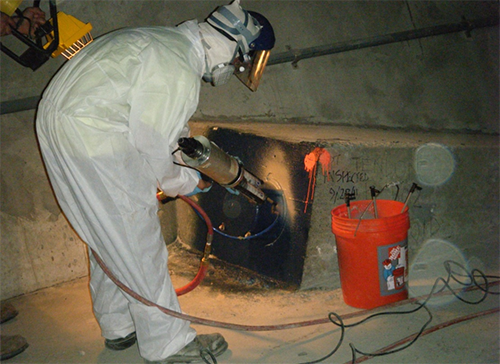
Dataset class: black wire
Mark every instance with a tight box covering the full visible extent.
[173,160,197,170]
[346,260,499,362]
[433,260,491,305]
[300,261,498,364]
[374,182,401,201]
[393,184,400,201]
[299,312,345,364]
[349,304,433,363]
[200,348,218,364]
[474,273,500,295]
[411,186,423,208]
[343,300,425,328]
[441,260,499,295]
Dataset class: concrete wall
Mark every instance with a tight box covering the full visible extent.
[1,110,88,297]
[182,123,499,291]
[1,1,498,298]
[299,127,499,291]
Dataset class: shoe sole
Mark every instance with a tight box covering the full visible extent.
[0,305,19,324]
[164,339,229,363]
[104,332,137,351]
[0,342,29,361]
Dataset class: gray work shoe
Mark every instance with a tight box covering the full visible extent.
[144,333,228,363]
[0,303,19,324]
[105,332,137,350]
[0,334,29,360]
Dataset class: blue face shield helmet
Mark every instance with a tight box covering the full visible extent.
[205,1,275,91]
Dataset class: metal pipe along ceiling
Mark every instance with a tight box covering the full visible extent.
[1,15,498,115]
[267,16,499,67]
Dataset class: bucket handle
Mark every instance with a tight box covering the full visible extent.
[353,199,375,236]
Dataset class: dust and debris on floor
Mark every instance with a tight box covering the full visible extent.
[2,241,499,364]
[167,241,295,293]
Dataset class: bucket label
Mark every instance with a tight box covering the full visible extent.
[378,240,408,296]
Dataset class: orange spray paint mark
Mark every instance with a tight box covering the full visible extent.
[319,151,332,180]
[303,147,332,213]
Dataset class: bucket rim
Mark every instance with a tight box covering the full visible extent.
[331,199,410,234]
[331,199,408,219]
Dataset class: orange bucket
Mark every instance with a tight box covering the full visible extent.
[331,200,410,309]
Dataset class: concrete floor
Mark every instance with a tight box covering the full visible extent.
[1,245,499,364]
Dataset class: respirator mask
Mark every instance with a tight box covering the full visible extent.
[202,0,275,90]
[203,47,271,90]
[203,61,235,87]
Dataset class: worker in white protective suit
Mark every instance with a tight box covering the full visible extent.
[35,1,275,363]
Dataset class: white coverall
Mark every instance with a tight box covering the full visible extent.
[36,21,205,361]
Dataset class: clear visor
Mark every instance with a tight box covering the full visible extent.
[233,50,272,92]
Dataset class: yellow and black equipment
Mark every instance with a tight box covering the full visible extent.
[0,0,92,70]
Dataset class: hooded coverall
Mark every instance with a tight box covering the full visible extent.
[36,21,205,361]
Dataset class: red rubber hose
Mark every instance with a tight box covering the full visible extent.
[93,192,213,297]
[174,195,214,296]
[91,244,499,332]
[175,261,209,296]
[93,192,500,332]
